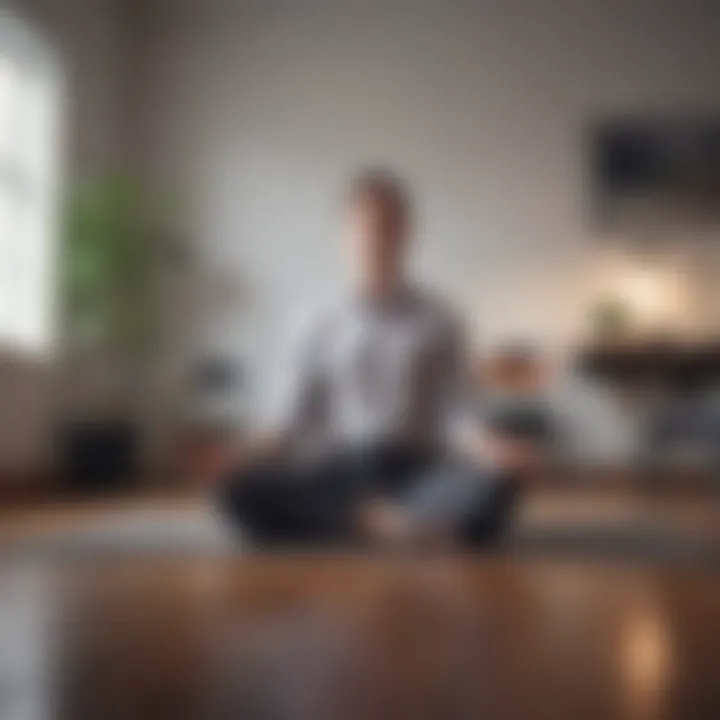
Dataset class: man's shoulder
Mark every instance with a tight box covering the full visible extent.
[292,285,463,335]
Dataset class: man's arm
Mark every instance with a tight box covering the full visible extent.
[274,312,330,452]
[206,314,330,483]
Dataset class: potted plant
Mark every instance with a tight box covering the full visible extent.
[589,295,634,343]
[57,174,183,491]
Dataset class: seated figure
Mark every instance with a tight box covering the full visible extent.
[215,169,537,549]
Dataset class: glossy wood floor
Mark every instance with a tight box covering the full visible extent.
[1,555,719,720]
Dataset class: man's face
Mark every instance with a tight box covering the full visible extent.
[344,195,407,289]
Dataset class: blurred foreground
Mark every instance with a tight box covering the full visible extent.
[1,554,719,720]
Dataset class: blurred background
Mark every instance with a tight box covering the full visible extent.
[2,0,720,555]
[2,2,720,719]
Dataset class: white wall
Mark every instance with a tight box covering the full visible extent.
[135,0,720,447]
[0,0,128,473]
[5,0,719,471]
[19,0,129,174]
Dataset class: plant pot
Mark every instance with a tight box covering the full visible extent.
[57,417,141,492]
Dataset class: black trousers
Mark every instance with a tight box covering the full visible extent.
[217,443,520,548]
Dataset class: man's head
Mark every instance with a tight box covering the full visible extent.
[343,168,412,294]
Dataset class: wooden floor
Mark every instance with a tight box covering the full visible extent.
[2,487,720,561]
[1,553,719,720]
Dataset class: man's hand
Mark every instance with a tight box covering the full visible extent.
[196,431,287,487]
[457,426,542,474]
[484,435,543,472]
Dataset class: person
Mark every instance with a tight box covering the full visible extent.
[215,169,536,548]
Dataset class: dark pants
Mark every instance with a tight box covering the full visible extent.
[217,443,520,548]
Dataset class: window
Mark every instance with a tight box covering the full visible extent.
[0,9,61,354]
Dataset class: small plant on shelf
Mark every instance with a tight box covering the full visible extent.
[589,296,634,342]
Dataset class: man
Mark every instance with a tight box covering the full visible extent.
[217,169,532,548]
